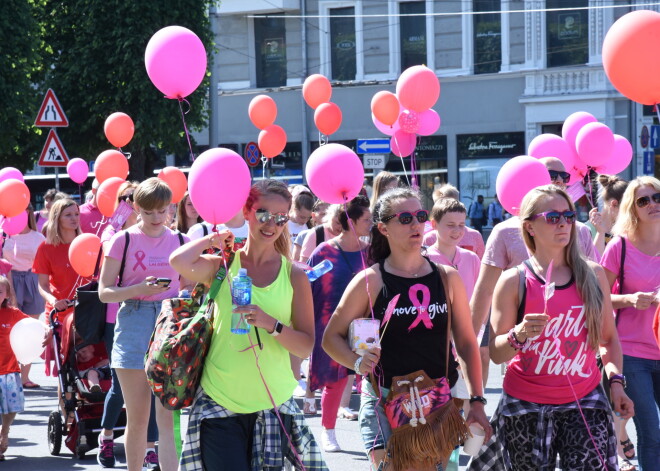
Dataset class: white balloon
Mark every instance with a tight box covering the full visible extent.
[10,318,47,364]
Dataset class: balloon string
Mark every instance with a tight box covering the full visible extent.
[318,132,328,147]
[177,97,195,162]
[585,169,595,208]
[118,147,132,160]
[261,156,268,178]
[399,156,410,186]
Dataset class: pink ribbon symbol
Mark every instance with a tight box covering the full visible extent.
[133,250,147,270]
[408,283,432,331]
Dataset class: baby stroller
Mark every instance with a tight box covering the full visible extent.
[46,299,126,459]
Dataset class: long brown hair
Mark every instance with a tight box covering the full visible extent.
[45,199,81,246]
[245,180,292,258]
[520,185,602,350]
[176,191,203,233]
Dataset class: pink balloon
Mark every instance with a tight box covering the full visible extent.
[417,109,441,136]
[372,113,400,136]
[528,134,578,173]
[396,65,440,112]
[595,134,633,175]
[0,167,24,184]
[496,156,552,215]
[145,26,207,99]
[188,148,251,225]
[0,211,28,236]
[66,158,89,184]
[562,111,597,153]
[305,144,364,204]
[576,122,614,167]
[390,131,417,158]
[398,110,419,134]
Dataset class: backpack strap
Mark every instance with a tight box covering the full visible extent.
[117,231,129,287]
[315,225,325,245]
[615,238,626,325]
[435,263,453,379]
[202,224,208,237]
[177,231,185,246]
[516,263,528,325]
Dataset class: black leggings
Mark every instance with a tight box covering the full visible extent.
[503,409,615,471]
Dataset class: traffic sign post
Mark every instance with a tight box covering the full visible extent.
[38,129,69,167]
[357,139,391,154]
[244,141,261,168]
[34,89,69,127]
[643,150,655,175]
[363,154,386,170]
[641,125,649,149]
[651,125,660,149]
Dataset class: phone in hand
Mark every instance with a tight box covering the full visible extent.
[155,278,172,288]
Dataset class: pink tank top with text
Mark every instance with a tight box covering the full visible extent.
[503,264,600,405]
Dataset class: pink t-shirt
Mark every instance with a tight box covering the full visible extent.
[423,226,485,260]
[425,245,480,301]
[482,217,596,271]
[101,225,119,323]
[504,264,601,404]
[300,226,336,261]
[601,236,660,360]
[2,230,45,271]
[34,211,47,233]
[106,225,189,301]
[79,202,108,235]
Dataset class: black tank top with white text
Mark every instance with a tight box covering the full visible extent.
[372,258,458,389]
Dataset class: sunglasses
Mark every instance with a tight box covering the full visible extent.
[530,210,576,225]
[382,209,429,225]
[635,192,660,208]
[119,193,134,203]
[254,208,289,226]
[548,170,571,184]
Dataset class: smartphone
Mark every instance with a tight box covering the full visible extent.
[155,278,172,288]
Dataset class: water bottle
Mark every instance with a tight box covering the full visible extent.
[231,268,252,334]
[306,260,334,282]
[178,289,191,299]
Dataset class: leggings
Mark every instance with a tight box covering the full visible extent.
[503,408,615,471]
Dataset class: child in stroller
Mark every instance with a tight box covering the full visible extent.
[76,341,110,394]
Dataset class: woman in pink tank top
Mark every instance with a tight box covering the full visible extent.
[469,185,634,471]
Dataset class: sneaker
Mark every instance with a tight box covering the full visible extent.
[143,450,160,471]
[97,435,115,468]
[337,406,358,420]
[293,379,307,398]
[321,429,341,453]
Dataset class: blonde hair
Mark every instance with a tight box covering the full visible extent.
[371,171,400,210]
[432,183,460,203]
[245,180,292,259]
[0,276,11,308]
[45,199,81,245]
[611,176,660,238]
[133,177,172,211]
[520,185,602,350]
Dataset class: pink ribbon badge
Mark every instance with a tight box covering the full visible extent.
[133,250,147,271]
[408,283,432,331]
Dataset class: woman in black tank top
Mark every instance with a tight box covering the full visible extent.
[322,188,491,470]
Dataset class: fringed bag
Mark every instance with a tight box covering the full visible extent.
[382,264,469,471]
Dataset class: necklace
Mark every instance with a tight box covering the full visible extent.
[385,258,426,278]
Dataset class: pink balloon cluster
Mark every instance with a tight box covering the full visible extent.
[371,65,441,157]
[527,111,633,179]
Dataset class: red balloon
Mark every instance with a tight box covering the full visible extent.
[603,10,660,105]
[68,233,102,277]
[104,112,135,148]
[314,102,342,135]
[95,150,129,183]
[97,177,125,218]
[258,125,287,158]
[371,91,400,126]
[158,167,188,204]
[0,180,30,218]
[248,95,277,130]
[302,74,332,109]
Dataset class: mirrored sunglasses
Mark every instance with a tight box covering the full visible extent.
[382,209,429,225]
[254,208,289,226]
[530,210,576,225]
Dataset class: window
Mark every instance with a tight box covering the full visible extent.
[255,15,286,88]
[473,0,501,74]
[400,2,427,71]
[546,0,588,68]
[330,7,356,80]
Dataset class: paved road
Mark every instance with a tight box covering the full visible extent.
[9,361,638,470]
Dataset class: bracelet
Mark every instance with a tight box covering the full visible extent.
[353,356,363,375]
[609,374,626,388]
[507,328,526,350]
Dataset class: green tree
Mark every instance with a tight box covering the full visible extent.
[0,0,44,171]
[35,0,216,180]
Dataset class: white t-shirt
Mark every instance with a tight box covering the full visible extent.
[288,221,308,242]
[2,230,46,272]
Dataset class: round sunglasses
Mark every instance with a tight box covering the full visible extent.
[529,210,576,225]
[254,208,289,226]
[636,192,660,208]
[381,209,429,225]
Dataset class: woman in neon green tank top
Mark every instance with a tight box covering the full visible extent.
[171,180,325,471]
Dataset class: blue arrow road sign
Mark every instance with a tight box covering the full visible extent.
[643,150,655,175]
[357,139,391,154]
[651,125,660,148]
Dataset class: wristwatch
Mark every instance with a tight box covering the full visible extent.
[609,374,626,389]
[270,320,284,337]
[469,395,487,405]
[354,356,363,375]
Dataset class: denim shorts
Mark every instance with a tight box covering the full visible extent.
[111,299,162,370]
[359,378,391,453]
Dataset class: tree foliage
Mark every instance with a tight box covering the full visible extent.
[28,0,216,179]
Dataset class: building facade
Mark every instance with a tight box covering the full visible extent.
[195,0,659,211]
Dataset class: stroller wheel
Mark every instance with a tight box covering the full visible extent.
[47,411,63,455]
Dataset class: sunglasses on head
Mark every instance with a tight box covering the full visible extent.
[382,209,429,225]
[548,170,571,184]
[635,192,660,208]
[254,208,289,226]
[530,210,576,225]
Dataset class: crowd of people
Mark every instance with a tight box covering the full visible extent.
[0,164,658,471]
